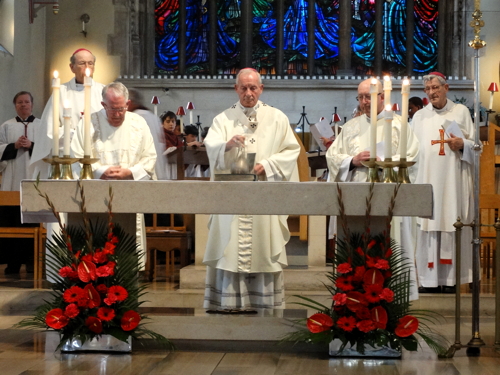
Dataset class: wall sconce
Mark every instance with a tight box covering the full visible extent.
[80,14,90,38]
[29,0,59,24]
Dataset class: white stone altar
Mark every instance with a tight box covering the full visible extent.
[21,180,432,293]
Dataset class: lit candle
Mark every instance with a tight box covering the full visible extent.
[52,71,60,157]
[487,82,498,110]
[187,102,195,125]
[400,79,410,159]
[383,76,392,107]
[63,100,72,157]
[370,78,378,159]
[83,68,92,156]
[384,104,393,160]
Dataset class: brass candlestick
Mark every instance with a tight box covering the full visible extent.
[42,156,61,180]
[360,158,380,183]
[58,155,80,180]
[397,158,416,184]
[79,155,99,180]
[375,158,399,183]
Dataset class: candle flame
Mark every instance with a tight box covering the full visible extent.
[85,68,90,77]
[385,104,392,111]
[63,99,70,109]
[403,79,410,86]
[371,78,377,85]
[53,70,59,79]
[383,75,390,81]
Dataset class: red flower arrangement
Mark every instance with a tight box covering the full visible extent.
[285,184,446,356]
[16,183,172,350]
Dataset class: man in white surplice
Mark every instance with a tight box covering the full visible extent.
[411,72,474,293]
[30,48,105,178]
[71,82,157,269]
[203,69,300,310]
[325,78,420,300]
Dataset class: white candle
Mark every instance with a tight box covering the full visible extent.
[179,116,184,134]
[489,91,494,110]
[153,105,157,116]
[383,76,392,107]
[370,78,378,159]
[189,110,193,125]
[384,104,393,160]
[52,71,60,157]
[63,100,72,156]
[400,79,410,159]
[83,68,92,156]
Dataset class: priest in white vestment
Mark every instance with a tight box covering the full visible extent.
[0,92,39,191]
[0,91,40,275]
[203,69,300,310]
[30,48,105,179]
[71,82,157,270]
[325,78,420,300]
[411,72,474,292]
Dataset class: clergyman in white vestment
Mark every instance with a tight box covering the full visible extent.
[411,72,474,292]
[71,82,157,270]
[203,69,300,310]
[326,78,420,301]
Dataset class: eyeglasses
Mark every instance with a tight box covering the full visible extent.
[423,85,442,93]
[103,104,127,113]
[356,93,381,102]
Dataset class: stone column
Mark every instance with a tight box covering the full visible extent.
[240,0,253,69]
[276,0,285,76]
[208,0,217,76]
[374,0,383,77]
[337,0,353,76]
[405,0,415,76]
[178,0,187,75]
[307,0,316,76]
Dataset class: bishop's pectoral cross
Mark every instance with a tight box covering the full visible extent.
[431,129,447,155]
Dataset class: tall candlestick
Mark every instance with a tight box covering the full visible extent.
[489,91,494,110]
[186,102,195,125]
[63,100,72,156]
[84,68,92,156]
[383,76,392,107]
[370,78,378,159]
[400,79,410,158]
[52,71,60,157]
[384,104,393,160]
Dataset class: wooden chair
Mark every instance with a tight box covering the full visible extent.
[0,191,46,281]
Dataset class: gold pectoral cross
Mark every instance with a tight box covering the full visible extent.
[431,129,447,155]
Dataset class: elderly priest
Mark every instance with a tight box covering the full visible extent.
[203,68,300,310]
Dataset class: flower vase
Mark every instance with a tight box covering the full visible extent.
[61,335,132,353]
[329,339,401,358]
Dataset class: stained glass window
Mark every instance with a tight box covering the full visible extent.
[155,0,439,76]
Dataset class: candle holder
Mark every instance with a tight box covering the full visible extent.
[485,109,495,127]
[396,158,416,184]
[360,158,380,183]
[79,155,99,180]
[375,159,399,183]
[58,156,80,180]
[43,157,61,180]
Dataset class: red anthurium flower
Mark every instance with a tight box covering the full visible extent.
[346,291,368,312]
[355,306,371,320]
[78,259,97,283]
[46,308,69,329]
[352,266,366,282]
[63,286,84,303]
[371,306,388,329]
[84,284,101,309]
[86,316,103,334]
[97,307,116,322]
[306,313,334,333]
[363,269,384,286]
[367,239,377,249]
[121,310,141,331]
[336,316,357,332]
[332,293,347,306]
[64,303,80,319]
[380,288,394,302]
[337,262,352,274]
[374,259,390,270]
[395,315,419,337]
[357,319,376,333]
[364,284,383,303]
[108,285,128,302]
[93,251,108,264]
[336,275,354,291]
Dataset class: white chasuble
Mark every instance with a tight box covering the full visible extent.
[30,78,105,179]
[411,100,475,287]
[326,112,419,182]
[0,117,40,191]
